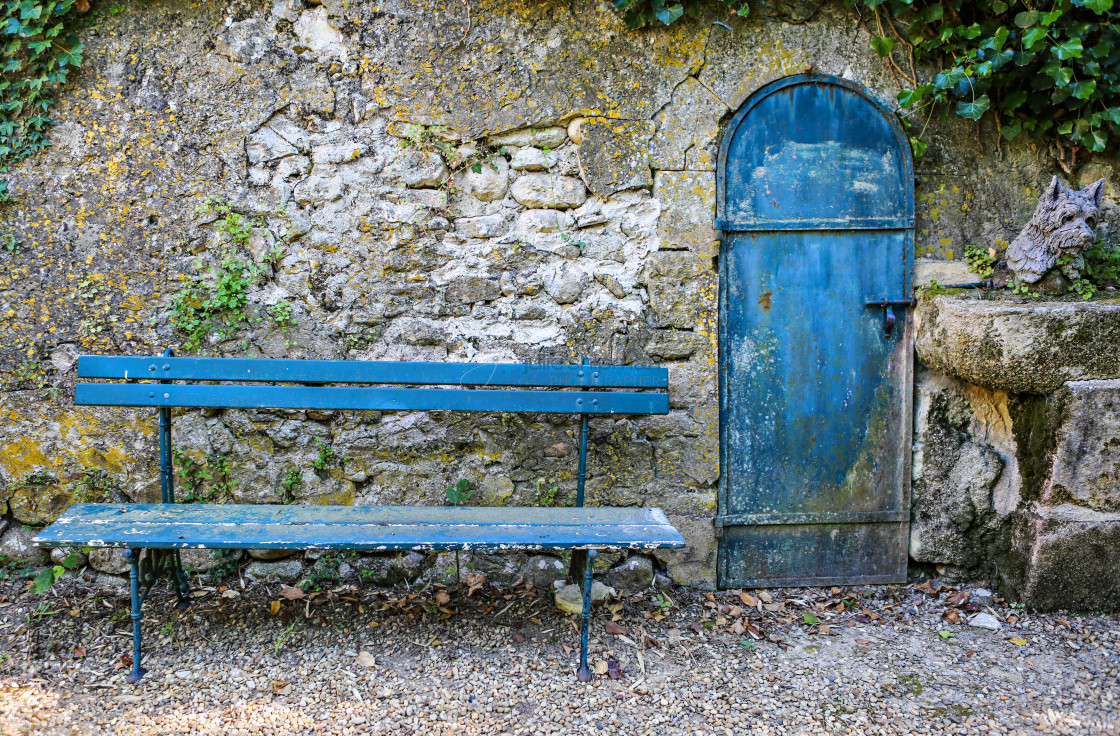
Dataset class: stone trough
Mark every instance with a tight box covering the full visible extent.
[912,294,1120,610]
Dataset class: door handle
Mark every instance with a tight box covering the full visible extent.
[864,299,915,338]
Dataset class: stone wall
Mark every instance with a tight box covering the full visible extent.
[0,0,1102,594]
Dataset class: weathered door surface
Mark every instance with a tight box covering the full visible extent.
[716,75,914,587]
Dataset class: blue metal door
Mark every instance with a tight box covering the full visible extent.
[716,75,914,587]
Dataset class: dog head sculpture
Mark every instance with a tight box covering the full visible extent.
[1005,176,1104,283]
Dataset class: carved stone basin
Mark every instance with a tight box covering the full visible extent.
[914,295,1120,394]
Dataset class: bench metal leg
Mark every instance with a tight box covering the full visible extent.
[125,548,147,684]
[170,550,192,612]
[577,549,597,682]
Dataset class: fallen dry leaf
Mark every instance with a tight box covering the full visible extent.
[512,632,525,644]
[562,644,573,655]
[604,620,627,636]
[270,600,281,616]
[739,592,758,607]
[271,679,291,695]
[1009,637,1028,646]
[913,580,936,596]
[435,590,452,606]
[72,646,86,658]
[607,660,622,680]
[942,609,962,624]
[280,587,305,601]
[594,660,609,675]
[355,651,376,668]
[946,590,970,606]
[758,591,773,604]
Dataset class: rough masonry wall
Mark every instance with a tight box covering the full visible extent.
[0,0,1067,588]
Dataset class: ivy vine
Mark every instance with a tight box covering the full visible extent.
[614,0,1120,162]
[858,0,1120,165]
[1,0,88,197]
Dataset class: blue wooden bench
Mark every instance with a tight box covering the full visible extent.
[33,352,685,683]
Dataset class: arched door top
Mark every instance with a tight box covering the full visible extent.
[716,74,914,232]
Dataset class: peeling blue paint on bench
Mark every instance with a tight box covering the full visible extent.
[34,504,687,551]
[75,383,669,414]
[79,356,669,388]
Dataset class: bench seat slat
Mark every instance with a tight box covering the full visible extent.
[75,384,670,415]
[78,357,669,389]
[34,504,688,551]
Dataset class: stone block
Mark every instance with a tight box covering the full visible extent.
[447,275,502,304]
[460,157,509,202]
[180,549,231,573]
[653,171,717,258]
[248,548,297,561]
[488,127,567,149]
[0,525,47,566]
[244,558,304,585]
[649,282,702,329]
[510,174,587,210]
[645,330,706,360]
[649,78,726,171]
[1004,503,1120,611]
[914,258,974,288]
[652,515,716,589]
[577,118,654,198]
[510,147,558,171]
[89,548,130,575]
[454,215,506,238]
[522,554,567,589]
[667,361,717,411]
[386,150,449,189]
[292,7,345,59]
[544,263,588,305]
[516,209,573,234]
[914,296,1120,393]
[654,434,718,487]
[1044,380,1120,512]
[554,581,615,614]
[247,127,298,164]
[606,555,654,591]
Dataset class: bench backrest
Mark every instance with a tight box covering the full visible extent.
[75,354,670,508]
[76,357,669,415]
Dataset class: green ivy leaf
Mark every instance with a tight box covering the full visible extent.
[1022,26,1048,48]
[897,86,926,108]
[803,611,820,625]
[956,94,991,120]
[870,36,896,57]
[909,137,928,158]
[1080,0,1113,12]
[1001,119,1023,140]
[1086,129,1108,151]
[1003,90,1029,110]
[31,567,57,594]
[654,2,684,24]
[1053,38,1084,60]
[1070,79,1098,99]
[1014,10,1038,27]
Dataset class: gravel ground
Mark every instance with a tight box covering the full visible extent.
[0,571,1116,736]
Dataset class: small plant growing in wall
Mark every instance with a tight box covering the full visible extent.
[533,477,560,507]
[312,439,335,471]
[964,244,997,279]
[173,448,237,503]
[278,467,301,504]
[445,479,473,505]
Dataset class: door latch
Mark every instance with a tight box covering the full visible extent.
[864,299,915,338]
